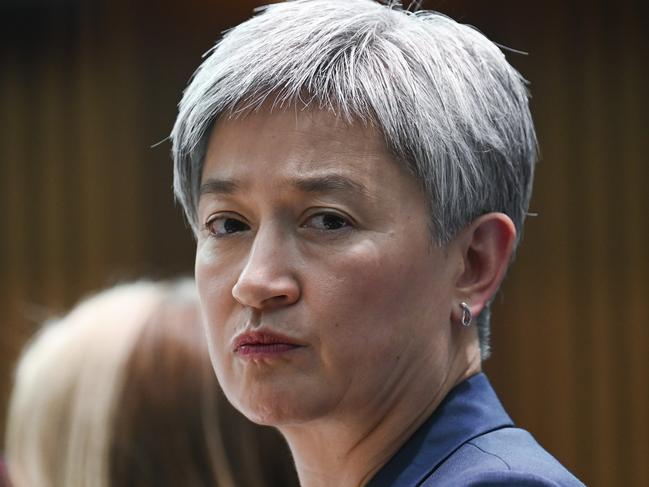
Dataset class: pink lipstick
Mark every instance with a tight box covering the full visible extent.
[233,330,304,358]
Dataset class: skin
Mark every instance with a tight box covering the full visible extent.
[195,106,516,487]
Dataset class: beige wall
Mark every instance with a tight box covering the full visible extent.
[1,1,647,485]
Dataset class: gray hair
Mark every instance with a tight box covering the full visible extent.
[170,0,538,358]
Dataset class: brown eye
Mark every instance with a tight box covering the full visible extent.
[206,216,250,237]
[304,213,351,231]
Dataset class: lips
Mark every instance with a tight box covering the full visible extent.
[233,330,304,357]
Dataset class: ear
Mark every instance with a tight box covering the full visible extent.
[450,213,517,323]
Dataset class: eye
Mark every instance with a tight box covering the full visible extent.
[303,212,352,231]
[205,215,250,237]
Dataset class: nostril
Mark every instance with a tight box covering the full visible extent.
[268,294,294,305]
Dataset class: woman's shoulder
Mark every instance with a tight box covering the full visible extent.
[423,427,585,487]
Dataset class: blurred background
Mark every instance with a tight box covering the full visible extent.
[1,0,647,485]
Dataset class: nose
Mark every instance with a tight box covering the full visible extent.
[231,228,300,311]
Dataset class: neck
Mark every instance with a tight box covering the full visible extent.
[280,341,482,487]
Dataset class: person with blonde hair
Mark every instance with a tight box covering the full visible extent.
[5,280,298,487]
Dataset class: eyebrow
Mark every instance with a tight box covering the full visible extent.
[199,178,240,197]
[199,174,370,199]
[291,174,369,197]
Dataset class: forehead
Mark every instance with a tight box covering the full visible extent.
[201,107,409,190]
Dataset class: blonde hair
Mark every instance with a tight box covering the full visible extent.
[5,283,163,487]
[5,280,298,487]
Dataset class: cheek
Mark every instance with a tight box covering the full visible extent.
[195,242,237,306]
[313,237,447,359]
[195,268,239,402]
[195,245,238,352]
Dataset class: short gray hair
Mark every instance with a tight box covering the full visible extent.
[170,0,538,358]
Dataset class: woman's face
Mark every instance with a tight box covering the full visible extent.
[195,107,458,426]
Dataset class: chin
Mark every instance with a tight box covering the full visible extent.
[230,384,331,427]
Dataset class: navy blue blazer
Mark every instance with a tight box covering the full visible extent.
[367,373,585,486]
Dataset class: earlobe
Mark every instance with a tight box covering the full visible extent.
[453,213,517,321]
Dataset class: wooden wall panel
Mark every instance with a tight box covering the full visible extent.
[0,0,198,448]
[484,1,649,485]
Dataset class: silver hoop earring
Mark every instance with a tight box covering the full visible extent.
[460,302,472,327]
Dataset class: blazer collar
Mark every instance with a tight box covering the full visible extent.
[367,373,514,487]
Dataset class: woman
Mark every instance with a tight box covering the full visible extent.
[5,280,298,487]
[170,1,585,486]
